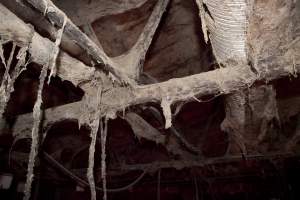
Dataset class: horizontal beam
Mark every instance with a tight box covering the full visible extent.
[119,153,295,171]
[11,60,300,138]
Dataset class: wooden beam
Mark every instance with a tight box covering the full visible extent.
[119,153,294,171]
[12,61,300,138]
[22,0,170,81]
[24,0,130,82]
[0,0,89,63]
[0,3,94,87]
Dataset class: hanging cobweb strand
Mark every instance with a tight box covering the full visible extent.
[23,60,49,200]
[87,119,100,200]
[0,43,29,117]
[0,42,15,117]
[101,118,108,200]
[87,83,103,200]
[0,41,6,68]
[47,14,67,84]
[161,97,172,129]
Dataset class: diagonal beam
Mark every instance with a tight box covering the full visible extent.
[23,0,130,82]
[18,0,169,81]
[124,112,192,157]
[0,3,94,87]
[0,0,88,64]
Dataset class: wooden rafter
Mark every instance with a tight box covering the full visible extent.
[11,63,300,139]
[22,0,170,81]
[0,3,94,86]
[23,0,129,82]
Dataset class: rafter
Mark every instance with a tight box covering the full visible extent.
[23,0,130,82]
[11,60,300,139]
[119,153,295,171]
[1,0,93,65]
[0,3,94,87]
[124,112,193,157]
[22,0,169,81]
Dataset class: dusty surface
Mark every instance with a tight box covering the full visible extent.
[0,0,300,199]
[247,0,300,79]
